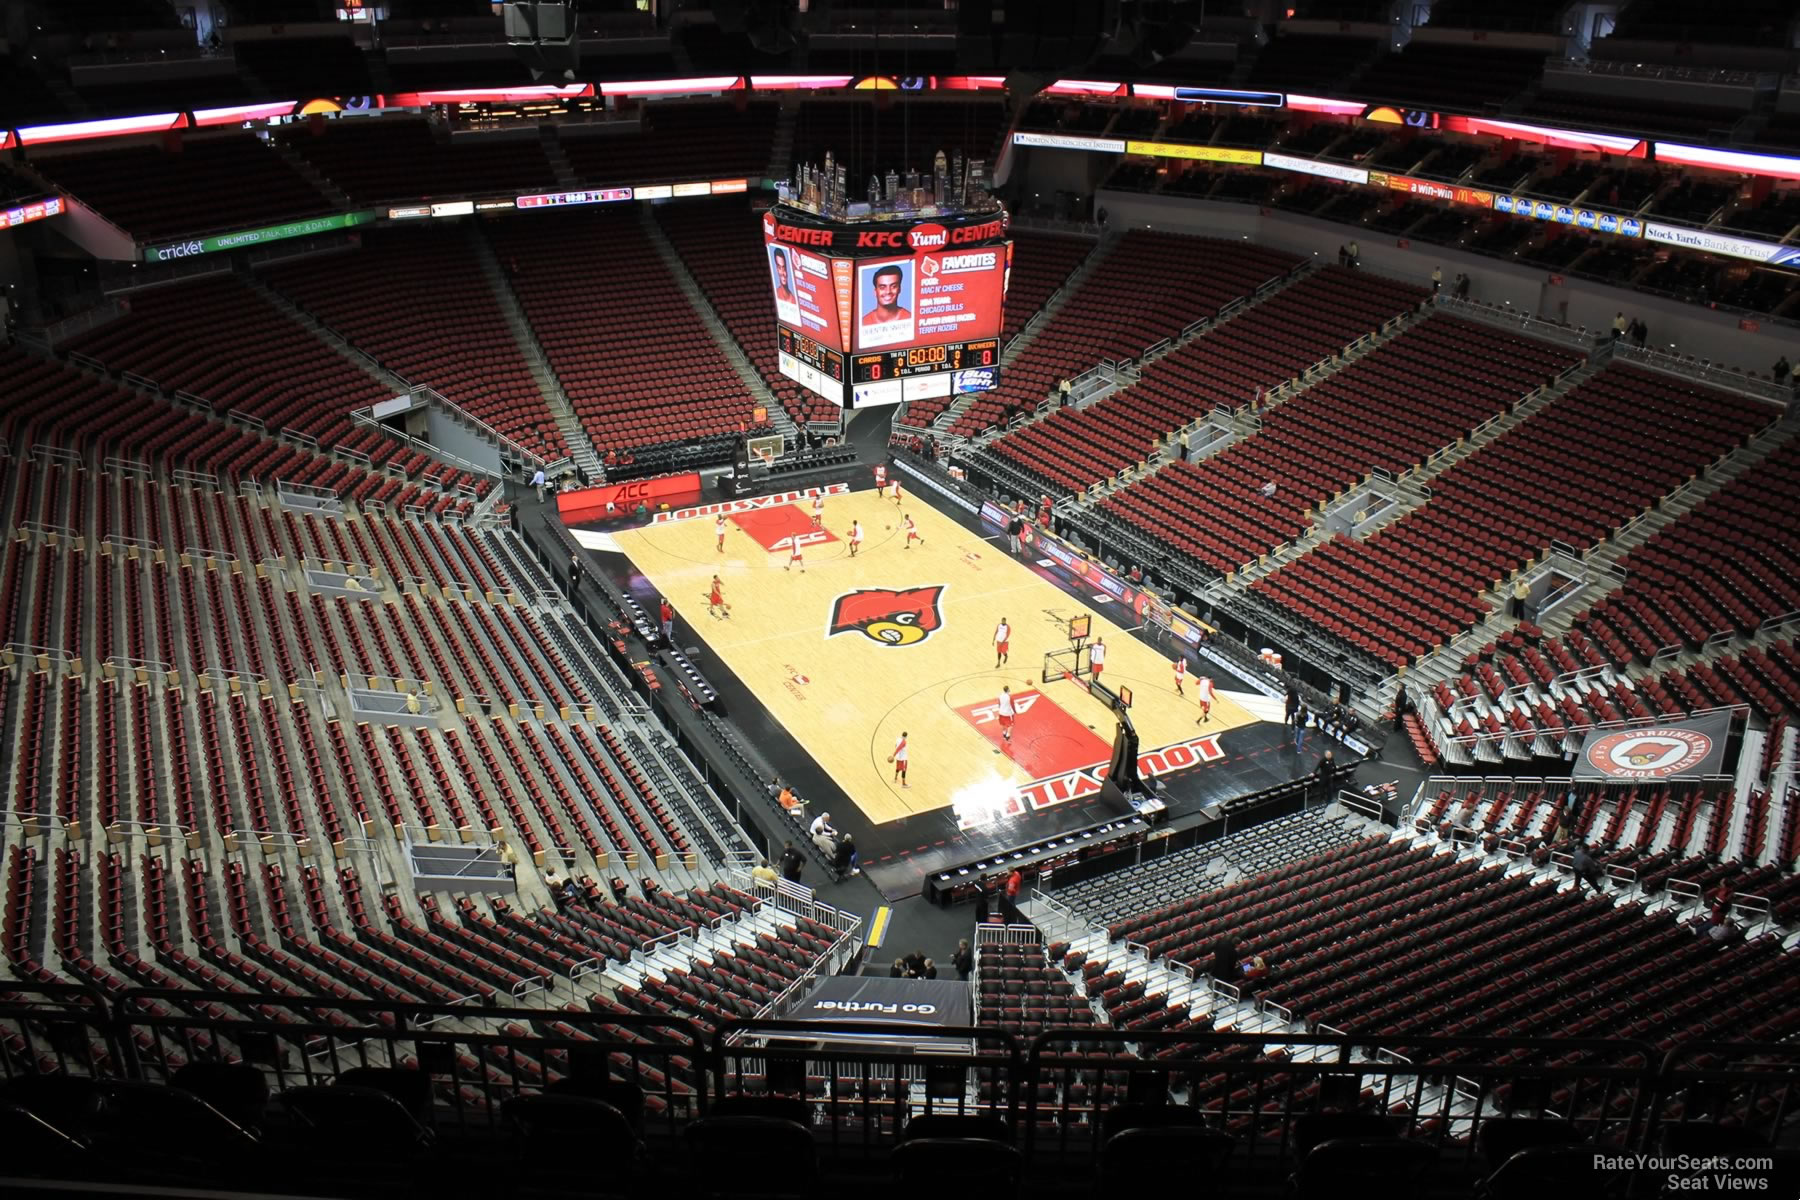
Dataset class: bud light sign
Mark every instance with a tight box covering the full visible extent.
[953,368,996,393]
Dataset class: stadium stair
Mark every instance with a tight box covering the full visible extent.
[538,125,578,189]
[268,138,352,211]
[638,206,794,443]
[468,225,603,481]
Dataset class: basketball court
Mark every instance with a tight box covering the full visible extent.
[592,480,1310,897]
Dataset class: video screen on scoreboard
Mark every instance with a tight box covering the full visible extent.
[854,241,1010,354]
[765,242,843,349]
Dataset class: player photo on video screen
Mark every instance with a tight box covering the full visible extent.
[768,244,802,329]
[856,258,916,350]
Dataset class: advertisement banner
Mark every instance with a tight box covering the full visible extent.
[1643,222,1800,267]
[1125,141,1262,164]
[1496,196,1642,238]
[790,976,971,1030]
[1011,131,1126,153]
[1263,153,1368,185]
[1367,171,1490,207]
[1572,712,1734,782]
[142,210,376,262]
[2,195,64,230]
[556,473,705,523]
[515,188,633,209]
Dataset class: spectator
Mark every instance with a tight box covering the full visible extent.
[922,958,939,980]
[1635,319,1649,349]
[809,810,838,842]
[890,958,907,977]
[778,841,804,884]
[1336,243,1347,266]
[1456,273,1471,299]
[1347,239,1359,267]
[974,885,991,927]
[1209,937,1240,982]
[568,552,583,596]
[1293,706,1310,752]
[1284,684,1300,727]
[904,949,927,977]
[750,859,778,887]
[1259,479,1277,499]
[1058,378,1073,408]
[1570,842,1604,893]
[1774,355,1791,386]
[1240,954,1270,981]
[1431,266,1442,293]
[1007,508,1025,555]
[658,597,674,644]
[530,464,547,500]
[952,939,973,980]
[833,833,859,878]
[1611,312,1626,341]
[1511,577,1530,619]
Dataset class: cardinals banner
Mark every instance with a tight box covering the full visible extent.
[1572,713,1734,782]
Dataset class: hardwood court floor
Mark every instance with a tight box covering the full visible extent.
[612,487,1259,828]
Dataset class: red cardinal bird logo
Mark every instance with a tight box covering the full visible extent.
[1622,739,1683,767]
[828,586,945,646]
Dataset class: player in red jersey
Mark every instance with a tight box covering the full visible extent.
[887,731,910,787]
[714,515,727,553]
[903,514,921,549]
[847,519,864,557]
[708,575,731,619]
[993,617,1010,668]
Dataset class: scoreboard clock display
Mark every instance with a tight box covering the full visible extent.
[852,338,1000,383]
[778,326,845,381]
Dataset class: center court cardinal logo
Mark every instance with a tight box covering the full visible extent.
[827,586,945,647]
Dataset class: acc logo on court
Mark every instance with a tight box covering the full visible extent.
[1584,728,1714,778]
[827,586,945,647]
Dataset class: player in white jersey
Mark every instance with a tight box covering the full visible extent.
[993,618,1010,668]
[1196,674,1215,723]
[996,686,1016,743]
[785,539,805,572]
[1089,638,1106,679]
[1173,656,1187,694]
[714,515,727,553]
[887,731,910,787]
[903,514,921,549]
[891,477,904,506]
[847,520,864,557]
[811,492,824,530]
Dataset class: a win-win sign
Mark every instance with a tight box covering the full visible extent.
[143,210,376,263]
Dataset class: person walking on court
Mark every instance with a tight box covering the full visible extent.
[903,513,922,549]
[847,519,864,557]
[1196,673,1214,724]
[1173,655,1186,694]
[891,476,904,506]
[997,686,1017,744]
[993,617,1010,667]
[811,491,825,530]
[888,731,910,788]
[708,574,731,619]
[1088,637,1106,680]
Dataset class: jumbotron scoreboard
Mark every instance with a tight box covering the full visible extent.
[764,164,1010,411]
